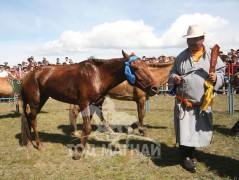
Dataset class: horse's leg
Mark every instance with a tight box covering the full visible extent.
[137,98,147,136]
[129,97,147,136]
[21,96,33,147]
[94,98,114,133]
[69,104,80,136]
[30,95,49,151]
[74,104,92,160]
[16,97,20,113]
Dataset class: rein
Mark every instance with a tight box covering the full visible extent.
[137,80,156,89]
[125,56,156,89]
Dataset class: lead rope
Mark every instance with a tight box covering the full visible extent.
[176,78,189,120]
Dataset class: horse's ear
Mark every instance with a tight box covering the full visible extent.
[122,50,129,59]
[130,52,136,56]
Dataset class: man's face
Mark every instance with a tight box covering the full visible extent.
[187,36,204,51]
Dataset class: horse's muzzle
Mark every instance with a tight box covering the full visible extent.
[146,85,157,96]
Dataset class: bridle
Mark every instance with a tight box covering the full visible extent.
[125,56,156,89]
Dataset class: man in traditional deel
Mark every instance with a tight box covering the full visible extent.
[168,24,225,172]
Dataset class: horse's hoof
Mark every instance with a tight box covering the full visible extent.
[108,129,115,134]
[127,127,134,134]
[39,147,45,152]
[73,145,84,160]
[73,151,82,160]
[26,141,33,148]
[37,144,44,152]
[141,131,148,137]
[71,131,79,137]
[131,122,139,129]
[109,145,120,151]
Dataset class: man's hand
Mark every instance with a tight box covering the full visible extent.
[174,76,182,85]
[209,72,217,83]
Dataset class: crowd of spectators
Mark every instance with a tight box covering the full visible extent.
[219,49,239,95]
[142,55,175,64]
[1,48,239,91]
[0,55,176,79]
[0,56,75,79]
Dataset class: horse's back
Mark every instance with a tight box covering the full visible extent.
[21,63,104,104]
[22,65,81,103]
[149,62,173,84]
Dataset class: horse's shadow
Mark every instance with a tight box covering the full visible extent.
[0,112,20,119]
[0,110,50,120]
[213,124,238,136]
[58,123,129,135]
[145,124,167,130]
[15,124,239,179]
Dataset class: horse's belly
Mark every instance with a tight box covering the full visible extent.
[47,90,78,104]
[108,93,134,101]
[0,84,13,97]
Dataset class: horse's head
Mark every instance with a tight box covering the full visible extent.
[122,50,157,96]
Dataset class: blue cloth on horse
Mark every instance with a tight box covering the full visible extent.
[125,56,139,84]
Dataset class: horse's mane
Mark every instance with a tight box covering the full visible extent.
[148,61,174,68]
[86,57,124,66]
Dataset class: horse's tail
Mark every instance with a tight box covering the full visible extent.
[20,89,31,146]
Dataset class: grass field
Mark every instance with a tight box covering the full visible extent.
[0,94,238,179]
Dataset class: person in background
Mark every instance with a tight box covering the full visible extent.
[236,49,239,62]
[29,65,34,72]
[229,55,239,94]
[227,52,232,62]
[56,58,61,65]
[168,56,175,62]
[5,66,10,74]
[220,53,229,95]
[21,66,28,77]
[37,61,42,67]
[69,59,74,64]
[3,62,8,68]
[231,55,239,74]
[168,24,225,172]
[65,57,69,64]
[231,49,237,56]
[0,65,8,77]
[9,68,21,79]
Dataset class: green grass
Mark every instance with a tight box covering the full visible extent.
[0,94,238,179]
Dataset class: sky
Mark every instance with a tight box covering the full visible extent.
[0,0,239,66]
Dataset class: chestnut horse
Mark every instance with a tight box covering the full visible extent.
[69,62,174,136]
[0,77,21,112]
[21,50,158,160]
[0,77,14,97]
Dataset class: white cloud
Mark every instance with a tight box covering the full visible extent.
[40,13,230,58]
[2,13,235,66]
[40,20,160,54]
[159,13,229,48]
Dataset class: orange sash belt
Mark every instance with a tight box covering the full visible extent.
[176,95,193,107]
